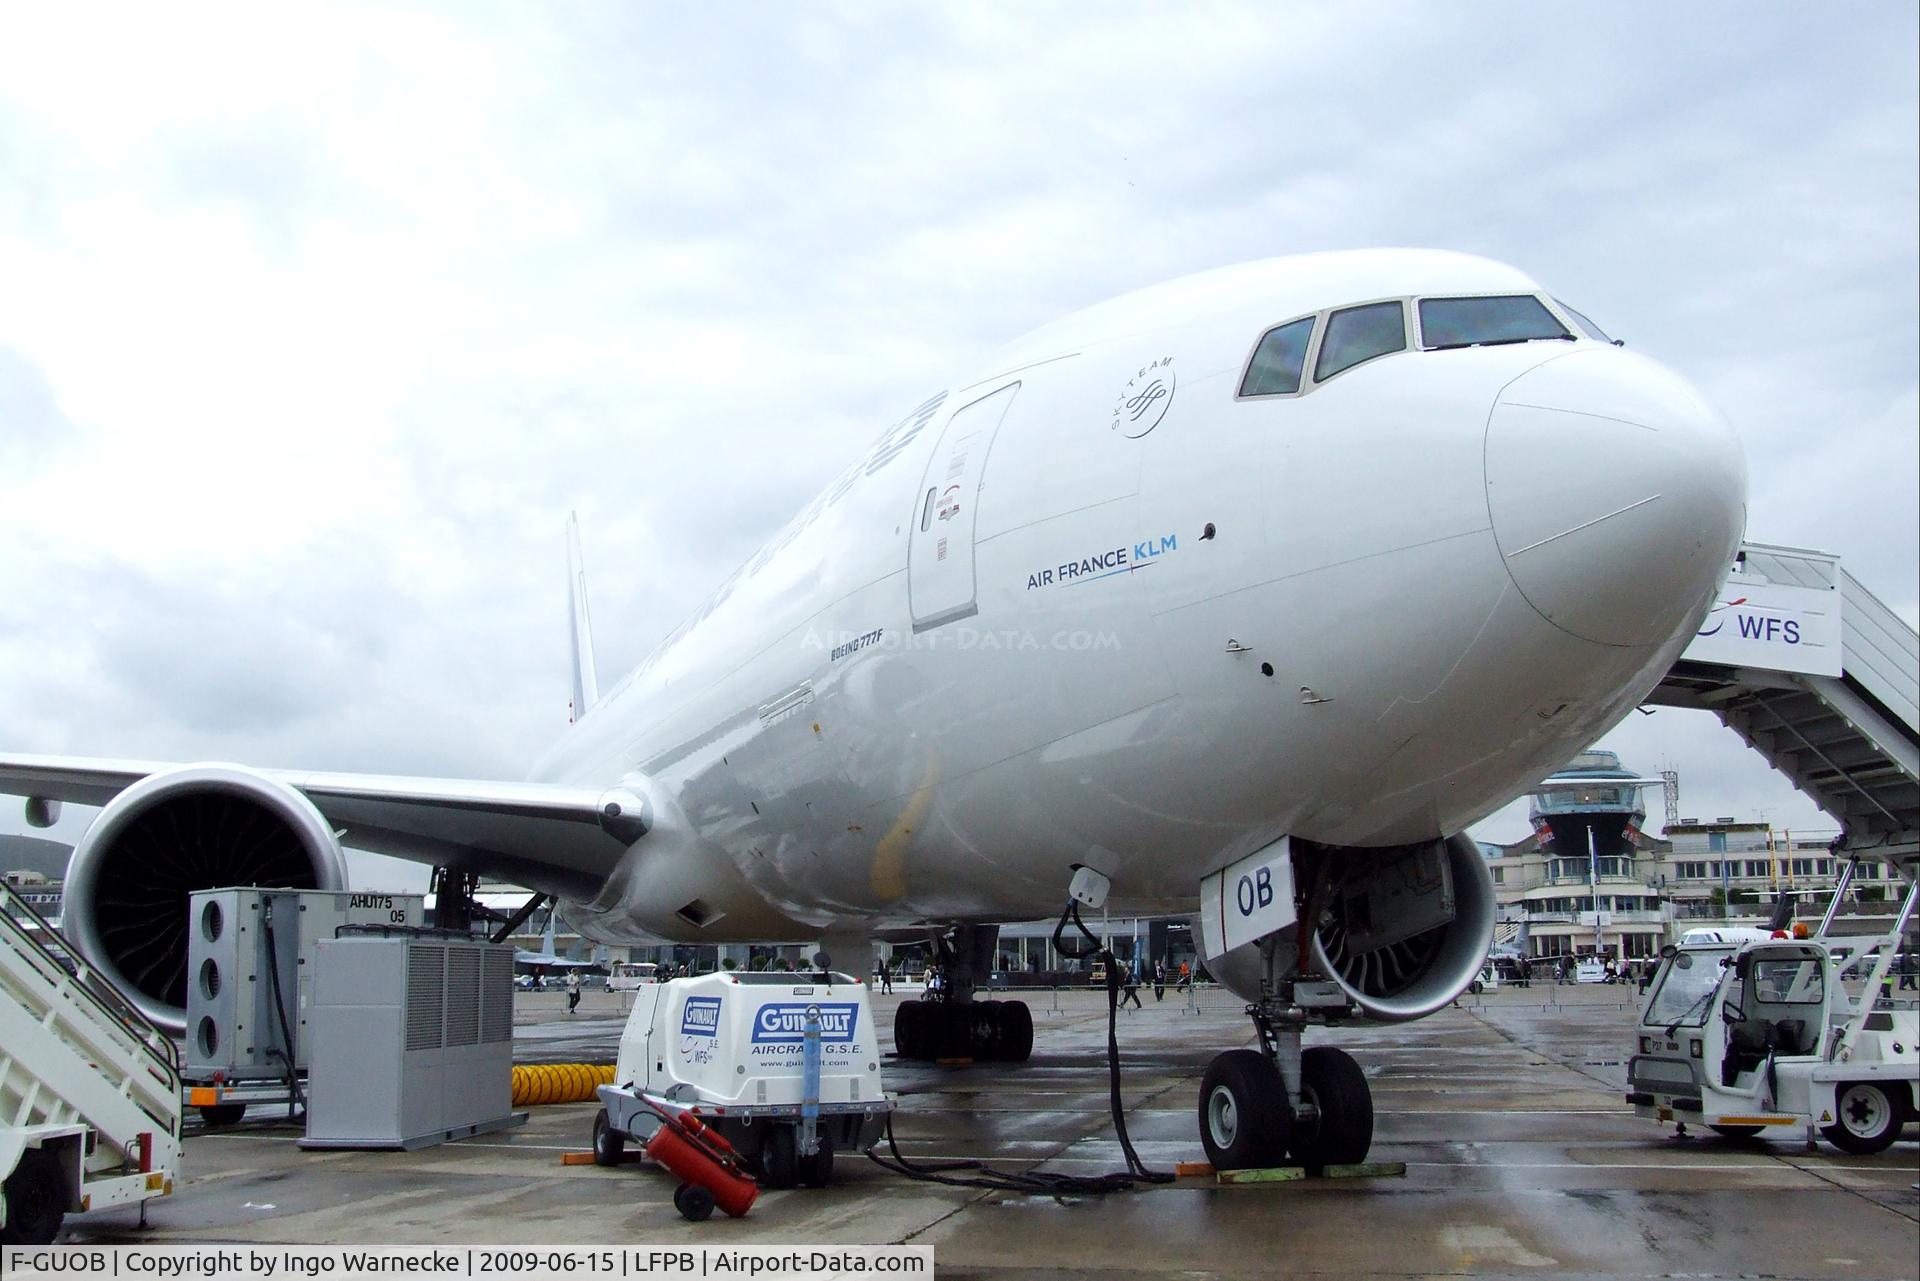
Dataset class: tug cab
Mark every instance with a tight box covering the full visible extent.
[1628,877,1918,1154]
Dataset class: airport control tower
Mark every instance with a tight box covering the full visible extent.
[1525,750,1666,961]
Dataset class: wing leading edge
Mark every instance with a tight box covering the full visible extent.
[0,753,638,901]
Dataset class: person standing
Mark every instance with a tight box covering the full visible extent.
[1152,960,1166,1002]
[876,960,894,994]
[1119,961,1143,1010]
[565,969,581,1014]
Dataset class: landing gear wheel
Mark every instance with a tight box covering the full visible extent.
[759,1125,800,1188]
[1823,1082,1902,1154]
[894,1000,927,1059]
[799,1135,836,1187]
[1,1148,65,1245]
[1708,1124,1764,1141]
[198,1103,246,1127]
[1197,1049,1290,1171]
[1288,1046,1374,1171]
[673,1182,716,1222]
[592,1108,625,1166]
[998,1000,1034,1063]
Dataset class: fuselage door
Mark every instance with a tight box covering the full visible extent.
[908,382,1019,631]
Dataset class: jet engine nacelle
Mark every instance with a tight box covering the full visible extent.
[62,765,349,1035]
[1207,833,1496,1023]
[1307,833,1496,1021]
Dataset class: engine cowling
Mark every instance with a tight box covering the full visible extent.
[1307,833,1496,1021]
[63,765,349,1034]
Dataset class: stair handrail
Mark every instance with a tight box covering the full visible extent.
[0,878,181,1133]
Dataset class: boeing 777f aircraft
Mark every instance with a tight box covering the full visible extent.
[1,249,1744,1170]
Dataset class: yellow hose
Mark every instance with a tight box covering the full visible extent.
[511,1062,616,1106]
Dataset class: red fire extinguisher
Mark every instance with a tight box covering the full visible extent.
[642,1102,759,1221]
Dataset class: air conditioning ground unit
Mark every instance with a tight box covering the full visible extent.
[185,888,425,1081]
[300,928,520,1150]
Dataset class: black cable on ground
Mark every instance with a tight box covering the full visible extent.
[867,901,1174,1194]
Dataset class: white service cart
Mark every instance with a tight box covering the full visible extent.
[1627,864,1917,1153]
[592,971,893,1188]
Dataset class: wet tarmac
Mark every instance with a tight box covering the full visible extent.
[66,984,1919,1279]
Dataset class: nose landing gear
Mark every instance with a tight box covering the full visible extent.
[1199,1000,1376,1172]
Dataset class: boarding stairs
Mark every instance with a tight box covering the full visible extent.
[1,877,180,1233]
[1652,542,1920,869]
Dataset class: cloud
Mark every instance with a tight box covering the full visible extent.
[1,5,1913,874]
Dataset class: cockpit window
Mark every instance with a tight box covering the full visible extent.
[1239,317,1315,397]
[1555,298,1614,343]
[1418,295,1571,350]
[1315,301,1406,381]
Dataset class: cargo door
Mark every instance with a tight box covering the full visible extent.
[908,383,1018,631]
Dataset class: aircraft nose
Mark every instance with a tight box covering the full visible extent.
[1486,348,1746,647]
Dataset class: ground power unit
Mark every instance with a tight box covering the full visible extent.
[301,928,520,1150]
[184,887,424,1083]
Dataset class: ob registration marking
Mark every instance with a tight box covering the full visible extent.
[1198,836,1298,960]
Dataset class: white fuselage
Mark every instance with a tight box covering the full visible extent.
[530,250,1745,944]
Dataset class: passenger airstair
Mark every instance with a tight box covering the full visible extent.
[1653,542,1920,865]
[1,878,180,1242]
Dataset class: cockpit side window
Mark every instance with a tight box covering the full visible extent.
[1418,295,1571,350]
[1554,298,1614,344]
[1315,301,1407,382]
[1238,317,1316,397]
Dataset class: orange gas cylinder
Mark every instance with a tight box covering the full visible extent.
[644,1110,759,1219]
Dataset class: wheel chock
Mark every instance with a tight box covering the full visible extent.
[934,1057,975,1066]
[1216,1166,1305,1184]
[1215,1160,1405,1185]
[1173,1161,1215,1177]
[1321,1161,1406,1179]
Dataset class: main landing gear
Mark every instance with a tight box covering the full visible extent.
[1198,1003,1374,1171]
[892,925,1034,1063]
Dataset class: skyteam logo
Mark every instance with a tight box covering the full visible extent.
[751,1002,858,1044]
[680,996,722,1038]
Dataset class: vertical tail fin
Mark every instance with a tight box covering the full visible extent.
[567,513,600,723]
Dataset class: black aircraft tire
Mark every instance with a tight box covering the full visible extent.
[1290,1046,1374,1171]
[1197,1049,1289,1171]
[894,1001,927,1060]
[998,1001,1034,1063]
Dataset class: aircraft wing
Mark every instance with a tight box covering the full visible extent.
[0,752,638,901]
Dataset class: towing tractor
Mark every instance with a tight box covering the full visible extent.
[1627,870,1918,1154]
[592,970,893,1189]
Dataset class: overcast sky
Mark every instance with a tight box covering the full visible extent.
[2,4,1915,883]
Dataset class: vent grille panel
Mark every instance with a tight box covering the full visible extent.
[406,946,444,1050]
[445,949,482,1047]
